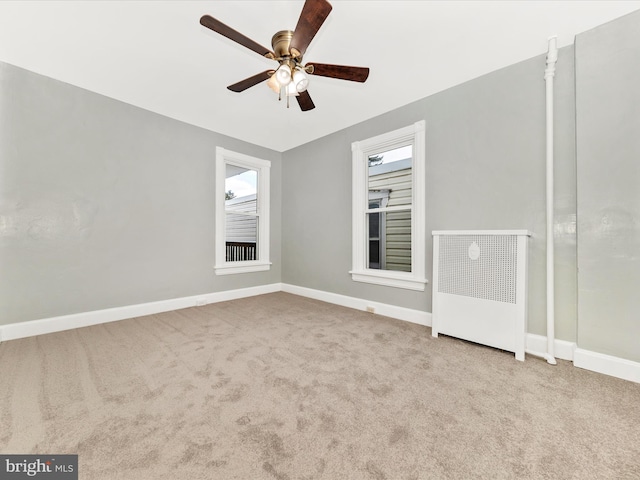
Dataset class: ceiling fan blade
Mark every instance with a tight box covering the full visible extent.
[306,63,369,82]
[200,15,275,59]
[289,0,333,57]
[296,90,316,111]
[227,70,275,93]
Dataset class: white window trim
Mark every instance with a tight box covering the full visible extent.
[215,147,271,275]
[350,120,427,291]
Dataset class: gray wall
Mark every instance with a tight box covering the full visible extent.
[6,10,638,365]
[0,62,282,325]
[575,10,640,362]
[282,48,578,340]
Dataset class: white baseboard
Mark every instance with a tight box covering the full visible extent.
[3,282,638,384]
[574,348,640,384]
[525,333,576,361]
[0,283,282,342]
[281,283,432,327]
[280,285,640,384]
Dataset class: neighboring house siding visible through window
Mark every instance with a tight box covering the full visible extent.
[368,159,412,272]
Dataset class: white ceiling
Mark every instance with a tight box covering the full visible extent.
[1,1,639,152]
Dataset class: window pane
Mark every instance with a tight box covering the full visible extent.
[225,213,257,262]
[367,211,411,272]
[369,240,381,268]
[368,199,382,210]
[369,211,380,238]
[368,145,412,209]
[225,164,258,262]
[225,165,257,213]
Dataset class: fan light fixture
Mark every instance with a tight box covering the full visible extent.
[293,69,309,92]
[270,65,308,99]
[286,82,299,97]
[275,64,292,85]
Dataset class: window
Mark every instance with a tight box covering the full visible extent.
[215,147,271,275]
[350,121,427,290]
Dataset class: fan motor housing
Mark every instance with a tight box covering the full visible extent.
[272,30,296,59]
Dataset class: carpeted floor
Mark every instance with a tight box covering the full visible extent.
[1,292,639,479]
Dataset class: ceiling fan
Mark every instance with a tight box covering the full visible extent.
[200,0,369,111]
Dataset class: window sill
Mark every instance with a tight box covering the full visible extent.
[215,261,271,275]
[350,269,428,291]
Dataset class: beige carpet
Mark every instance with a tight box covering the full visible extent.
[1,292,639,479]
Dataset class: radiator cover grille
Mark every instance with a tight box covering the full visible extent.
[438,234,517,304]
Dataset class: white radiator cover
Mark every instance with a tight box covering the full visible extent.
[432,230,531,361]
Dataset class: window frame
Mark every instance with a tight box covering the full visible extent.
[350,121,427,290]
[214,146,271,275]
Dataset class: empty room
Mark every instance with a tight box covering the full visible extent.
[1,1,639,479]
